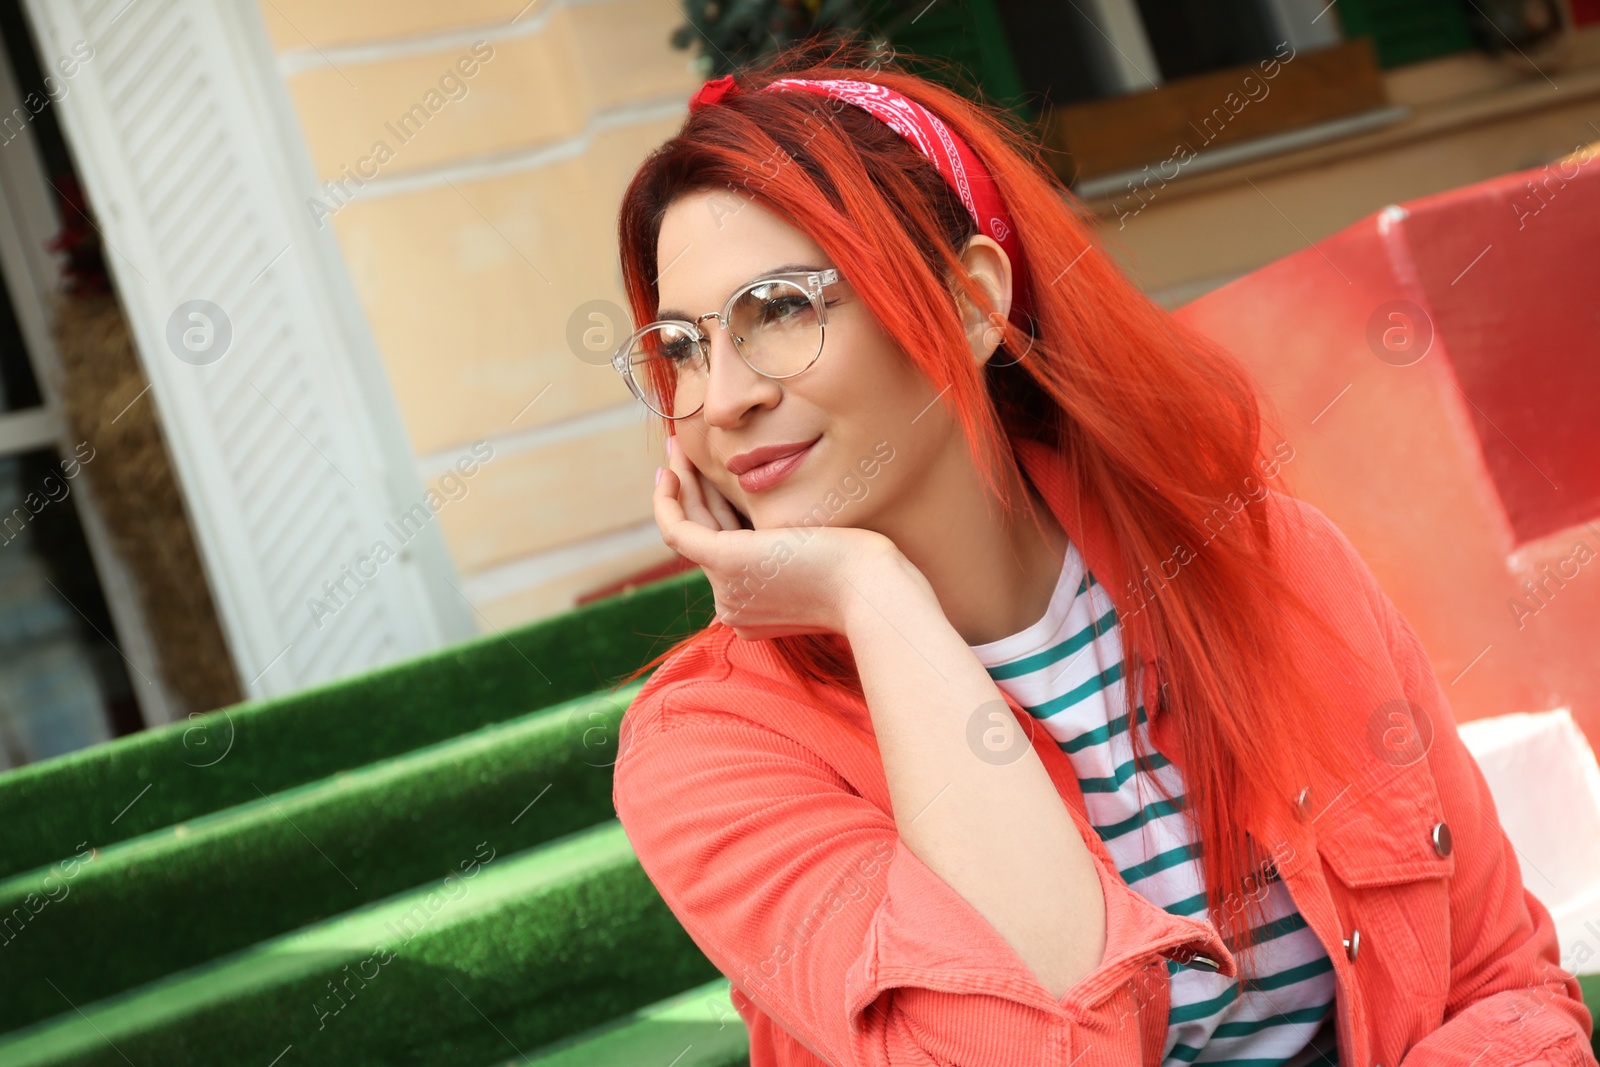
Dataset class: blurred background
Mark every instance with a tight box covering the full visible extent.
[0,0,1597,1062]
[1,0,1596,755]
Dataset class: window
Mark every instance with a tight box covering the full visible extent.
[858,0,1487,188]
[0,230,141,768]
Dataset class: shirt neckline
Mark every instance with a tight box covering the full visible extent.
[967,539,1086,666]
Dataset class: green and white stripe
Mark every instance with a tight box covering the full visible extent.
[967,540,1340,1066]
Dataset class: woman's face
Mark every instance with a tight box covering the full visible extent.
[654,187,959,533]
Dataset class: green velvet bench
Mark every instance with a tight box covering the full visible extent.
[1,567,1596,1064]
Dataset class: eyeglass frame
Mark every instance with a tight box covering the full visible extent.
[612,268,844,420]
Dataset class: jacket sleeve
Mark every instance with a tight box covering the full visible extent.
[611,683,1237,1067]
[1366,582,1598,1066]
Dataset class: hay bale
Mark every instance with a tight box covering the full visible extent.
[49,290,242,719]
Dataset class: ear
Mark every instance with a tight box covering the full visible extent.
[948,235,1015,368]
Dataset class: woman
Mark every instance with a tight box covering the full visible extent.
[606,39,1595,1067]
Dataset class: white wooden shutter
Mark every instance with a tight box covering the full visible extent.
[20,0,476,699]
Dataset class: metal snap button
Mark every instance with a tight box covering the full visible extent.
[1430,821,1452,857]
[1161,946,1222,972]
[1296,786,1313,820]
[1343,928,1361,961]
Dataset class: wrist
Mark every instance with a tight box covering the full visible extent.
[839,539,939,638]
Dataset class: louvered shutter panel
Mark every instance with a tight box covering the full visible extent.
[21,0,476,699]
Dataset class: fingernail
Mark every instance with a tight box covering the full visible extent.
[655,467,663,486]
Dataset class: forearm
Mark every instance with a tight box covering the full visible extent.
[841,552,1108,1001]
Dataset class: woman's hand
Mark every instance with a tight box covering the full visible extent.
[654,432,900,640]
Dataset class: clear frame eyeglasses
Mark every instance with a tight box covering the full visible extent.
[613,268,843,420]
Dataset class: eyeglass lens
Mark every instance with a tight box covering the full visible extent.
[626,278,823,418]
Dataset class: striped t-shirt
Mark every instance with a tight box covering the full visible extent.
[966,537,1341,1066]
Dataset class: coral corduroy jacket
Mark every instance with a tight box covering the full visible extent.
[612,435,1596,1067]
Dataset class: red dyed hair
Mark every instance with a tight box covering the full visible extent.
[611,37,1374,959]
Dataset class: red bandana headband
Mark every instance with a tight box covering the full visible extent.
[688,73,1034,332]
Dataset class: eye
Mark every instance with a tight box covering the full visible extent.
[758,294,815,324]
[640,329,704,367]
[658,333,702,364]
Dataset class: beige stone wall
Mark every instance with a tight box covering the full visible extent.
[258,0,697,630]
[256,2,1600,633]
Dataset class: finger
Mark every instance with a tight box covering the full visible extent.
[699,471,746,532]
[653,465,721,566]
[673,430,745,532]
[668,435,721,531]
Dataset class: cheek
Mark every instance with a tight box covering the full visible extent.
[675,435,719,483]
[809,331,928,422]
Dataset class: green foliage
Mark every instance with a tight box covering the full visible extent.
[668,0,1034,125]
[669,0,875,77]
[1333,0,1475,67]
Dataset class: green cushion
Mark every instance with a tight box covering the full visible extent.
[0,684,641,1033]
[1580,973,1600,1059]
[0,569,713,881]
[0,822,720,1067]
[0,571,735,1062]
[518,977,749,1067]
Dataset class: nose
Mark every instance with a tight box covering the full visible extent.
[697,314,781,427]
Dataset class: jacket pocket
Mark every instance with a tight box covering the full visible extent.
[1313,761,1456,1052]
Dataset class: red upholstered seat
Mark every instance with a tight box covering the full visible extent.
[1173,146,1600,750]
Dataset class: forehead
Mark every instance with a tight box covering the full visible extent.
[655,189,829,315]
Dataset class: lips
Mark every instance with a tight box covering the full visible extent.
[727,436,821,475]
[731,436,820,493]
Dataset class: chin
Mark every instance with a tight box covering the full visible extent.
[743,508,795,532]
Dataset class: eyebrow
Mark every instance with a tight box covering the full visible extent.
[656,261,826,321]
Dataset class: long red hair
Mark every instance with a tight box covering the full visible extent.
[611,37,1375,960]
